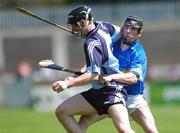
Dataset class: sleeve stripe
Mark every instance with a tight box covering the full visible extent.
[87,40,101,63]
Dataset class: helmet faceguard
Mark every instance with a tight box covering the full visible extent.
[121,16,143,45]
[124,16,143,33]
[67,5,93,38]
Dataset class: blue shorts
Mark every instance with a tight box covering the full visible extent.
[81,86,127,115]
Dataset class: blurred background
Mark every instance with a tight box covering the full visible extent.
[0,0,180,133]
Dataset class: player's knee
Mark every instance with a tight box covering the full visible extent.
[118,128,134,133]
[115,124,134,133]
[55,105,66,119]
[145,127,158,133]
[79,116,91,129]
[143,121,158,133]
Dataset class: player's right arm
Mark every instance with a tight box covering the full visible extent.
[52,71,98,92]
[52,38,103,92]
[99,45,147,85]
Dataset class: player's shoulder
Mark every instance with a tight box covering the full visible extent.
[84,38,101,54]
[84,37,101,47]
[132,41,146,56]
[96,21,120,31]
[132,41,144,49]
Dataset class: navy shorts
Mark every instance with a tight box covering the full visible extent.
[81,86,127,115]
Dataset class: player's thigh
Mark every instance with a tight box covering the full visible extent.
[56,93,97,115]
[108,104,130,125]
[131,105,156,127]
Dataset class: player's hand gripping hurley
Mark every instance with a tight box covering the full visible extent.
[39,60,112,87]
[39,60,83,92]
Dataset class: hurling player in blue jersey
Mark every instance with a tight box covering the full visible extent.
[52,5,134,133]
[79,16,159,133]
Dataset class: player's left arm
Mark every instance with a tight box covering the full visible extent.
[99,72,137,85]
[100,48,147,85]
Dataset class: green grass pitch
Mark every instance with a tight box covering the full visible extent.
[0,105,180,133]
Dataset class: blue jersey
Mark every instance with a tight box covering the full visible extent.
[113,38,147,95]
[84,22,121,90]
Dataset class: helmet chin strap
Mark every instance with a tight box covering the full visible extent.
[78,8,92,38]
[76,20,91,38]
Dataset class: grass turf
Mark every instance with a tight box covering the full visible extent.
[0,105,180,133]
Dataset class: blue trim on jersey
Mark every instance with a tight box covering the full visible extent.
[96,21,120,43]
[84,22,121,90]
[113,38,147,95]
